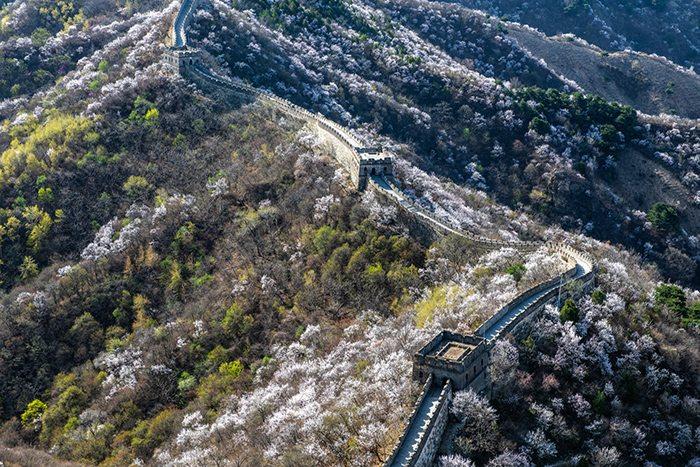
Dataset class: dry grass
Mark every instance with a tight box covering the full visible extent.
[0,446,85,467]
[508,25,700,118]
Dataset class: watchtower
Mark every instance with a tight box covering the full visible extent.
[164,47,201,75]
[413,331,489,392]
[357,147,393,189]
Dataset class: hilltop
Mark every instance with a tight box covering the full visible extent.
[456,0,700,70]
[507,23,700,119]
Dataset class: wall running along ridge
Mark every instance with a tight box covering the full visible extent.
[165,0,391,189]
[163,2,597,466]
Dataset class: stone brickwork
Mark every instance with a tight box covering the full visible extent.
[171,0,200,49]
[357,149,393,189]
[412,332,489,392]
[411,382,452,467]
[165,0,393,190]
[164,3,599,466]
[164,48,201,75]
[384,379,453,467]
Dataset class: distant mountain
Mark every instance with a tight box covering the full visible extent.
[506,23,700,119]
[456,0,700,70]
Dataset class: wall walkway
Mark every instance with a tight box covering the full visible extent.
[370,177,596,467]
[164,2,597,466]
[171,0,198,48]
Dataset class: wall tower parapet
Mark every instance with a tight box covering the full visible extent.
[164,47,201,75]
[413,331,489,392]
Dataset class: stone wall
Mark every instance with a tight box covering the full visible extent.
[312,120,362,187]
[378,173,597,467]
[166,0,395,190]
[171,0,200,48]
[411,382,452,467]
[164,48,201,74]
[474,263,579,340]
[384,379,453,467]
[384,376,433,465]
[166,4,599,466]
[382,189,598,466]
[187,64,396,189]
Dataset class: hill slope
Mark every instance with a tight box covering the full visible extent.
[183,0,700,285]
[507,23,700,118]
[456,0,700,70]
[0,0,698,465]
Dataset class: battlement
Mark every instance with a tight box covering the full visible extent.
[356,146,383,155]
[164,47,201,75]
[357,151,393,189]
[413,331,489,391]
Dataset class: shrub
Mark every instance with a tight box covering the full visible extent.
[30,28,51,46]
[218,360,244,378]
[528,116,550,134]
[506,263,526,282]
[597,124,619,151]
[129,409,179,460]
[205,345,230,371]
[39,385,88,444]
[592,390,607,415]
[415,285,449,327]
[559,298,579,322]
[591,289,606,305]
[144,108,160,124]
[683,303,700,327]
[647,203,679,231]
[221,302,254,337]
[122,175,151,198]
[177,372,197,394]
[197,360,246,409]
[37,187,54,204]
[19,256,39,281]
[21,399,47,429]
[387,264,420,291]
[312,225,340,255]
[654,283,686,317]
[69,312,104,360]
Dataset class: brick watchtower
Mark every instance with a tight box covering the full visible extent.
[164,47,201,75]
[413,331,490,392]
[356,147,393,189]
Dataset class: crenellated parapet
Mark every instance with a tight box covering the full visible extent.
[164,47,201,75]
[384,377,453,467]
[171,0,200,49]
[358,149,393,189]
[165,0,393,190]
[413,331,489,392]
[178,57,394,189]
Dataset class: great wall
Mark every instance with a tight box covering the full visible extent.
[164,2,597,465]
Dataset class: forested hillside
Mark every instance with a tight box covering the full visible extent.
[506,23,700,119]
[456,0,700,70]
[184,0,700,286]
[0,0,698,465]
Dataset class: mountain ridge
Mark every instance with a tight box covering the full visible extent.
[0,0,698,464]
